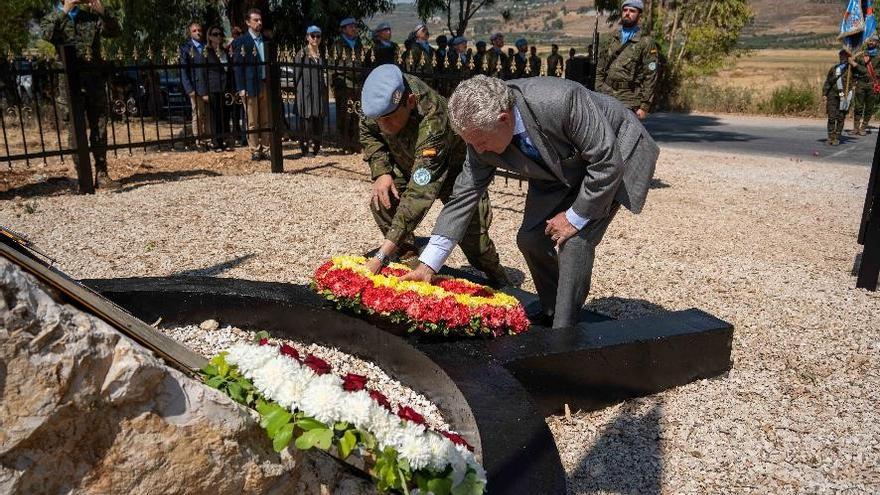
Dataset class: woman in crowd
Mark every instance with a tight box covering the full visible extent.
[205,25,231,151]
[294,25,328,156]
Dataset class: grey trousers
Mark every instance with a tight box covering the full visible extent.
[516,202,621,328]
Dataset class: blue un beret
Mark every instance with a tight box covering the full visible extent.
[452,36,468,45]
[375,21,391,31]
[622,0,644,10]
[340,17,356,27]
[361,64,407,118]
[306,25,321,34]
[515,38,527,48]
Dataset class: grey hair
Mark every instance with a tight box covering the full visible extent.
[448,75,514,134]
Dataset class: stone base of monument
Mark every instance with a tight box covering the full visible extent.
[2,234,732,495]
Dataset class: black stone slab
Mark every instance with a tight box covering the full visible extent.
[487,309,734,416]
[83,276,567,495]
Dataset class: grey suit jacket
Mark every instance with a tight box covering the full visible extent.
[433,76,659,241]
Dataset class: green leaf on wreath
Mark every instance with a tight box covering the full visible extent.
[296,417,327,431]
[295,427,333,451]
[337,429,357,459]
[227,381,244,403]
[262,405,293,438]
[272,422,295,452]
[427,477,453,495]
[451,471,486,495]
[201,363,218,376]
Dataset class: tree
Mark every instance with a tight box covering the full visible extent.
[0,0,46,54]
[415,0,497,38]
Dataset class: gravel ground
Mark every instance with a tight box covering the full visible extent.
[1,146,878,494]
[161,321,450,431]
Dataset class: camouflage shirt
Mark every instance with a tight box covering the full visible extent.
[331,36,364,88]
[403,42,434,74]
[359,74,467,246]
[596,28,659,112]
[824,62,867,97]
[853,53,880,88]
[485,47,510,79]
[40,5,121,62]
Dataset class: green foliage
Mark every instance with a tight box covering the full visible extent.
[757,82,819,116]
[417,0,497,37]
[0,0,48,53]
[201,352,258,406]
[372,447,410,493]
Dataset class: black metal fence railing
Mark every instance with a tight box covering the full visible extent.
[1,42,596,194]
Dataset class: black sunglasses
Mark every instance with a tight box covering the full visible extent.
[309,33,322,38]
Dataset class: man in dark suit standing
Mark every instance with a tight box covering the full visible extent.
[232,9,271,161]
[402,75,659,328]
[181,22,211,152]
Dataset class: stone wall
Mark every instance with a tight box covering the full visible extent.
[0,258,374,495]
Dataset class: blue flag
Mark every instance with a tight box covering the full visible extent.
[841,0,877,50]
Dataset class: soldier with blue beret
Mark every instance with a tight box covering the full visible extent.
[332,16,364,150]
[513,38,529,78]
[359,65,509,287]
[371,21,399,66]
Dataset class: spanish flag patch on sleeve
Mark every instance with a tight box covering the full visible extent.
[421,148,438,158]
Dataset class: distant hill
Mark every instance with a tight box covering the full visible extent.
[368,0,847,49]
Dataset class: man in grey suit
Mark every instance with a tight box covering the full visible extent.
[400,75,659,328]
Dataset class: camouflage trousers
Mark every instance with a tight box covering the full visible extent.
[851,84,877,131]
[370,176,510,287]
[333,83,360,152]
[58,74,109,172]
[827,96,848,141]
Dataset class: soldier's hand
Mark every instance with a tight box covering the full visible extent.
[62,0,80,13]
[365,256,384,274]
[636,109,648,120]
[372,174,399,210]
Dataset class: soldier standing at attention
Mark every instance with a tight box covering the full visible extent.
[41,0,121,189]
[405,23,434,74]
[528,45,541,76]
[825,48,863,146]
[850,37,880,136]
[371,22,398,67]
[596,0,659,120]
[513,38,529,78]
[332,17,364,151]
[359,65,510,288]
[486,33,510,80]
[473,40,488,75]
[547,44,563,77]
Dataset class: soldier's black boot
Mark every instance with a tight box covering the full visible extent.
[93,161,120,189]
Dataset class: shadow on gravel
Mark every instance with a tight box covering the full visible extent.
[0,176,78,200]
[571,399,664,495]
[174,254,256,277]
[114,169,222,194]
[644,113,752,144]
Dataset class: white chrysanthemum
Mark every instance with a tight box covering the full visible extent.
[273,364,315,410]
[338,390,373,428]
[425,433,456,471]
[226,343,277,374]
[251,356,297,399]
[396,422,431,470]
[299,373,346,424]
[367,405,402,448]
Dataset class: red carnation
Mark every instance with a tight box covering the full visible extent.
[342,373,368,392]
[369,389,392,410]
[258,338,269,346]
[280,344,300,360]
[304,354,331,375]
[441,431,474,451]
[397,405,427,425]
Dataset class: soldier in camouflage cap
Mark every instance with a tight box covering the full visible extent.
[41,0,121,188]
[359,65,510,287]
[596,0,659,120]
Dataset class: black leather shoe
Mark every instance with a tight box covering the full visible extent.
[251,151,262,161]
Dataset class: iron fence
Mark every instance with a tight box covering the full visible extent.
[1,42,594,193]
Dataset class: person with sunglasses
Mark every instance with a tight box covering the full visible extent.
[294,25,328,156]
[359,64,510,288]
[205,26,231,151]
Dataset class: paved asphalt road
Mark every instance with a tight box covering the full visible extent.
[644,112,877,166]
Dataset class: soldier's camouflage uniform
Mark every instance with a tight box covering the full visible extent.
[485,47,510,80]
[824,61,865,144]
[851,52,880,134]
[596,28,659,113]
[41,5,120,178]
[359,74,510,286]
[331,36,364,150]
[403,43,434,74]
[371,40,399,67]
